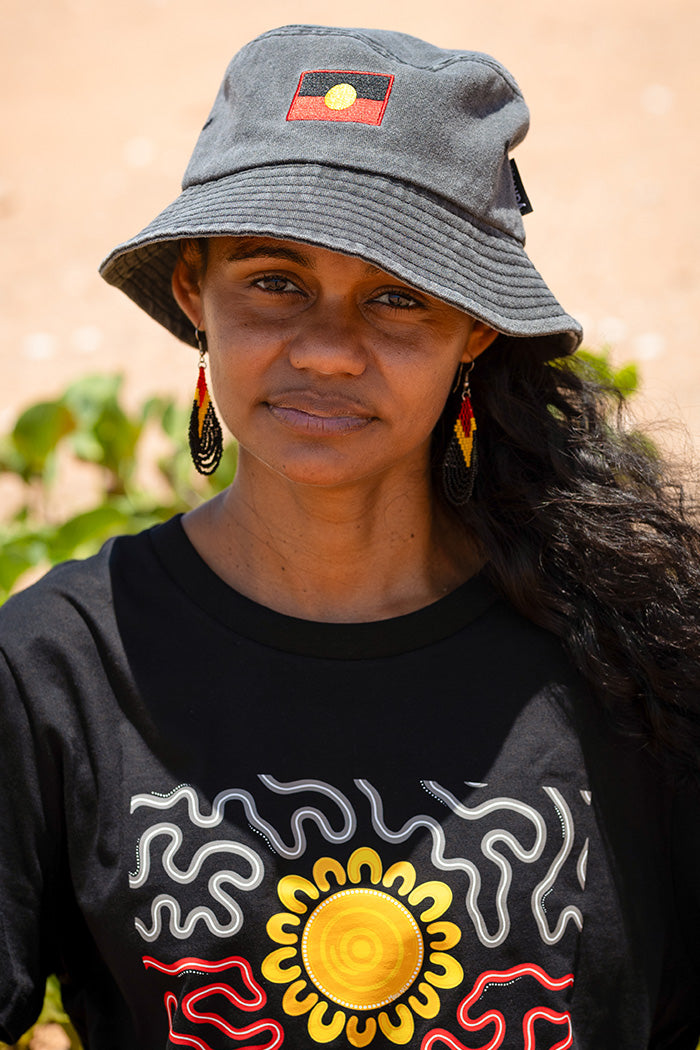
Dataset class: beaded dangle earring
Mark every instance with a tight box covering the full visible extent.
[189,328,223,475]
[442,360,477,506]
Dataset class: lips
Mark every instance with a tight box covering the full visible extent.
[265,391,375,435]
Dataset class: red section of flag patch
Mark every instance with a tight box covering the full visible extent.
[287,95,386,124]
[287,69,394,126]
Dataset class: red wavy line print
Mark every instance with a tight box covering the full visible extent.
[421,964,574,1050]
[182,986,284,1048]
[149,956,284,1049]
[524,1008,572,1050]
[164,992,213,1050]
[163,988,284,1050]
[143,955,265,1010]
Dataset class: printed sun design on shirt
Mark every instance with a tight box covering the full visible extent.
[261,846,463,1046]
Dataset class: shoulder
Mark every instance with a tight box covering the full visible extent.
[0,526,158,658]
[1,543,111,635]
[0,523,173,733]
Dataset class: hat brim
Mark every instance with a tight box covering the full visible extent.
[99,163,582,355]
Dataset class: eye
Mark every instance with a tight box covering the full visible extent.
[372,289,422,310]
[253,274,301,294]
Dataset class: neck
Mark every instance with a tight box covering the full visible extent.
[183,456,482,622]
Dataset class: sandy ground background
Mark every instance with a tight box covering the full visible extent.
[1,0,699,465]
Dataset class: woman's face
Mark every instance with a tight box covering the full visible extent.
[173,236,496,490]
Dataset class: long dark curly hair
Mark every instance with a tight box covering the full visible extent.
[435,335,700,780]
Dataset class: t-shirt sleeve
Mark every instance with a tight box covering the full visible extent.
[0,649,61,1042]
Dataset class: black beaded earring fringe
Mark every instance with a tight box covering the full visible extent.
[189,357,223,476]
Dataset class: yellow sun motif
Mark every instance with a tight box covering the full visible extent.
[324,83,358,110]
[261,847,463,1046]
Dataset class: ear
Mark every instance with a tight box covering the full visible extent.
[462,320,499,363]
[172,255,204,329]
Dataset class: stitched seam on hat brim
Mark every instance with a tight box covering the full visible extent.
[105,219,544,300]
[212,208,550,302]
[103,176,537,293]
[101,189,573,323]
[101,191,537,294]
[100,169,580,339]
[182,162,526,246]
[108,201,545,306]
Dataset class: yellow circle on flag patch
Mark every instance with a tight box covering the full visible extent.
[324,83,357,110]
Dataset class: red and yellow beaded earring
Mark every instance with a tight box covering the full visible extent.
[189,328,223,475]
[442,361,477,506]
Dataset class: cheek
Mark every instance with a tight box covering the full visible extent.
[205,342,250,432]
[400,356,461,427]
[205,333,285,444]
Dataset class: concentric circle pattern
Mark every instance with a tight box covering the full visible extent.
[301,888,424,1010]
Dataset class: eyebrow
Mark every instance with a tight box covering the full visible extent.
[225,239,383,277]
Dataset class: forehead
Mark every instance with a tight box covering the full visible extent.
[209,235,386,278]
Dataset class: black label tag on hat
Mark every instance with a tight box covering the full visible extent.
[510,159,533,215]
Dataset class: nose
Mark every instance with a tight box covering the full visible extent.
[287,303,367,377]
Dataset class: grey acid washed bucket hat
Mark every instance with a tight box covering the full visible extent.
[100,24,582,355]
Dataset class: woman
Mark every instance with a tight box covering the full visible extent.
[1,24,699,1050]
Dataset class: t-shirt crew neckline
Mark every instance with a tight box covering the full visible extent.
[149,515,499,661]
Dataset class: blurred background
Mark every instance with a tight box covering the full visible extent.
[1,0,699,444]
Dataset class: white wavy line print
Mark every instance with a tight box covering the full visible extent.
[576,838,589,890]
[129,822,264,943]
[356,778,546,947]
[531,787,584,943]
[129,823,264,888]
[131,779,355,859]
[135,873,246,941]
[427,780,549,948]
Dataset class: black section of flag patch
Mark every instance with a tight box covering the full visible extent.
[297,71,392,101]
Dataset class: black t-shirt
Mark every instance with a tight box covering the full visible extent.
[0,517,698,1048]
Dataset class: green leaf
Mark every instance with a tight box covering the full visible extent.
[46,505,135,563]
[92,403,141,479]
[0,535,47,597]
[11,401,75,478]
[63,374,143,488]
[37,975,71,1026]
[63,374,123,426]
[0,371,237,603]
[563,347,639,398]
[69,431,104,462]
[612,363,639,398]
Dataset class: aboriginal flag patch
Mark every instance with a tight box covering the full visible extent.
[287,70,394,125]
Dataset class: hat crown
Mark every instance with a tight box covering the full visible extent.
[183,25,530,243]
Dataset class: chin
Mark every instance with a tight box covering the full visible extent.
[276,460,372,489]
[249,446,382,490]
[241,435,426,492]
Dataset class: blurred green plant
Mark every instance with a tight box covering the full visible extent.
[0,976,80,1049]
[563,344,639,399]
[0,374,237,603]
